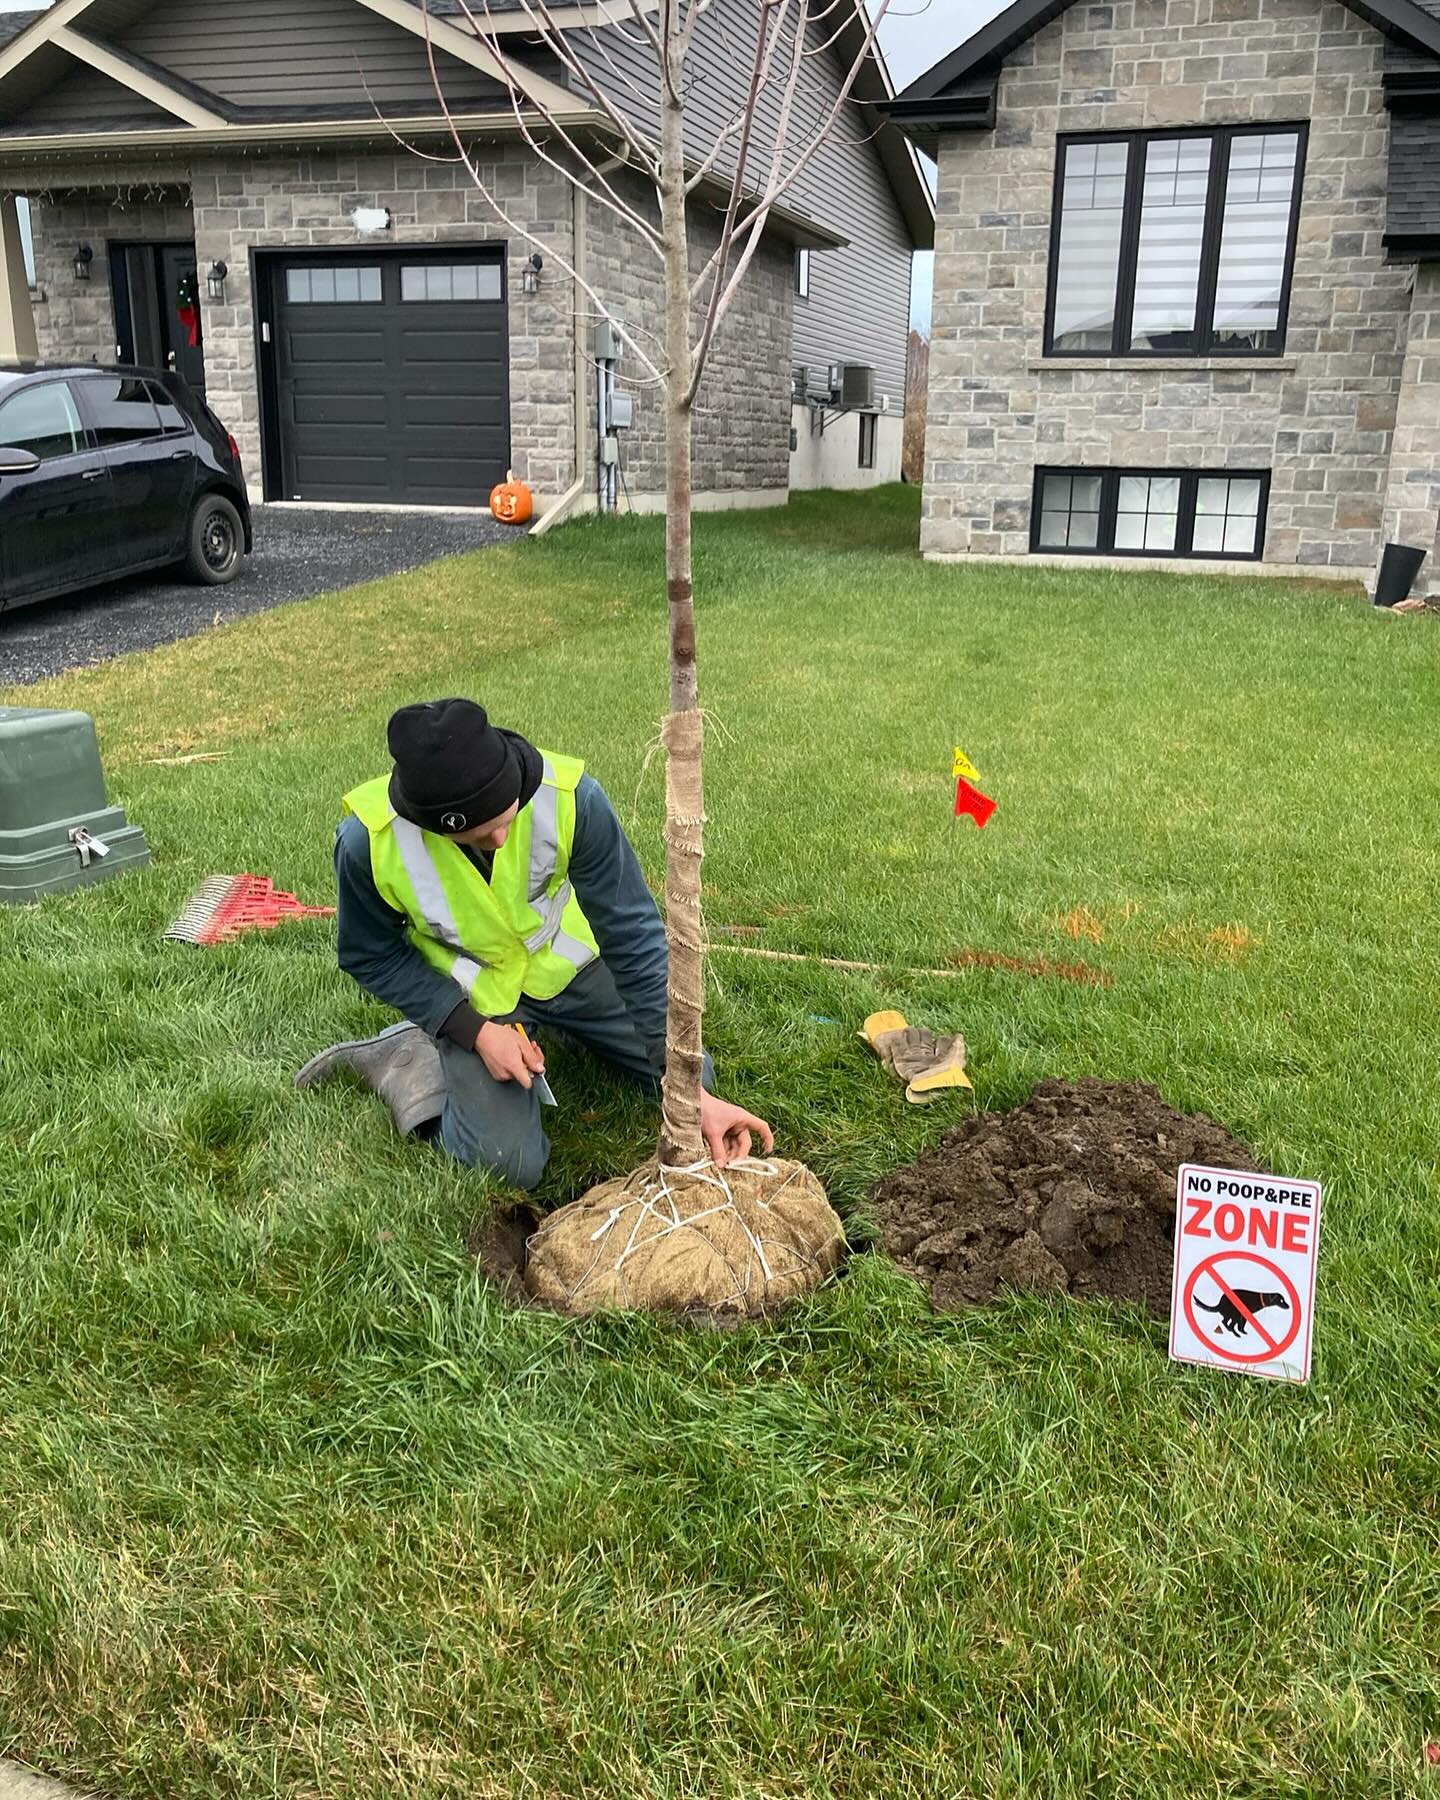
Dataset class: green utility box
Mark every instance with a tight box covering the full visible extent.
[0,706,150,904]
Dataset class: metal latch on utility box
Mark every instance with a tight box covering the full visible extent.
[69,827,111,868]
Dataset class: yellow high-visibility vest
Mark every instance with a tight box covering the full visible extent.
[343,751,600,1016]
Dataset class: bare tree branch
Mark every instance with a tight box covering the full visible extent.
[685,0,810,333]
[683,0,793,195]
[470,0,663,174]
[693,0,894,358]
[572,11,665,110]
[683,0,775,405]
[415,5,668,378]
[447,0,666,229]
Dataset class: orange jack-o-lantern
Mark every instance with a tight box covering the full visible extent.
[489,470,533,525]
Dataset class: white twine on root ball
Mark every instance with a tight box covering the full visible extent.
[524,1155,835,1317]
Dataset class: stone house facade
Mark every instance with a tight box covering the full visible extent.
[884,0,1440,597]
[0,0,929,519]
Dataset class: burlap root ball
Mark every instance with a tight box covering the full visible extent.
[522,1158,846,1319]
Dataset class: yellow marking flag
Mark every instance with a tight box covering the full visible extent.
[951,746,981,781]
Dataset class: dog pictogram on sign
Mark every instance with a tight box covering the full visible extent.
[1183,1253,1302,1363]
[1169,1165,1321,1383]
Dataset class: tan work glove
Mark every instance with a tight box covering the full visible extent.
[860,1009,972,1104]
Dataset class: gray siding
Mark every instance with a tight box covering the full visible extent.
[577,0,914,404]
[117,0,506,111]
[8,66,175,129]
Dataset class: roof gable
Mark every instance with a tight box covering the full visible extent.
[112,0,504,112]
[0,0,584,141]
[893,0,1440,114]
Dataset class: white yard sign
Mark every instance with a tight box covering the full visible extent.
[1169,1164,1322,1384]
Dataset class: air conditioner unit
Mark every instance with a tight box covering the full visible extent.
[840,363,875,410]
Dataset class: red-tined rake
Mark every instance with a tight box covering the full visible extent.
[164,874,335,946]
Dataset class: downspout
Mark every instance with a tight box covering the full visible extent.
[530,147,629,538]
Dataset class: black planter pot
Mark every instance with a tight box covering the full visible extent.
[1373,541,1427,607]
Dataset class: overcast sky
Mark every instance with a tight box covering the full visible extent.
[0,0,1002,328]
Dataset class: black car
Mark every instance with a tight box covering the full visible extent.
[0,362,252,612]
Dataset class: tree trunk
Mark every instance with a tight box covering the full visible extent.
[656,69,706,1167]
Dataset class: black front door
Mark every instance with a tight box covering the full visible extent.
[111,242,206,395]
[0,378,115,607]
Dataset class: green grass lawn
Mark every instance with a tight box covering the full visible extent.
[1,486,1437,1797]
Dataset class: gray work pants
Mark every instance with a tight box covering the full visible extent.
[436,959,712,1190]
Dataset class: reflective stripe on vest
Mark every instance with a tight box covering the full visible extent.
[391,815,469,954]
[528,775,560,902]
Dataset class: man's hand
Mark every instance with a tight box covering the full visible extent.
[700,1091,774,1168]
[475,1020,546,1090]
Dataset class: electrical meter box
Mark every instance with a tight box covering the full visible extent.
[0,706,150,904]
[593,313,625,362]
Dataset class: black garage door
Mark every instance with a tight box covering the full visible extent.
[269,250,509,507]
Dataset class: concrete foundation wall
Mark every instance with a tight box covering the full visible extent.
[788,404,904,489]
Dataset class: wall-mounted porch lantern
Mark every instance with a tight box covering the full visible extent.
[206,260,228,303]
[73,244,93,282]
[522,251,543,296]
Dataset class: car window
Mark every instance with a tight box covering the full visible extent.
[146,380,189,436]
[0,382,85,462]
[81,376,162,448]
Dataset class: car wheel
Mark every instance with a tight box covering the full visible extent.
[184,494,244,586]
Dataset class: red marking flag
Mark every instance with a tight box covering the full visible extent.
[953,777,997,828]
[1169,1164,1322,1383]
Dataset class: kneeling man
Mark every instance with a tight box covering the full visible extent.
[297,697,771,1188]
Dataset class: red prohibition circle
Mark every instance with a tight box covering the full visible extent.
[1182,1251,1302,1364]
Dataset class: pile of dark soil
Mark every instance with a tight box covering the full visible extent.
[870,1078,1263,1316]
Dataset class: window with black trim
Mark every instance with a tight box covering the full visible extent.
[858,411,876,469]
[400,263,502,303]
[285,266,382,304]
[795,248,810,298]
[1032,467,1269,560]
[1046,125,1306,357]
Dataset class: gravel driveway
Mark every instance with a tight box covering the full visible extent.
[0,506,524,686]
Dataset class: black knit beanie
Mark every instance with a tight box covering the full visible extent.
[387,698,543,836]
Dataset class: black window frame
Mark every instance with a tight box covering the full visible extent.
[795,247,810,299]
[1043,123,1308,359]
[1030,467,1271,561]
[857,411,877,469]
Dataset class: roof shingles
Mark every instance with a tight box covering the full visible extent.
[0,10,45,49]
[1387,113,1440,241]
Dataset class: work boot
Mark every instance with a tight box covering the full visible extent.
[294,1021,445,1136]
